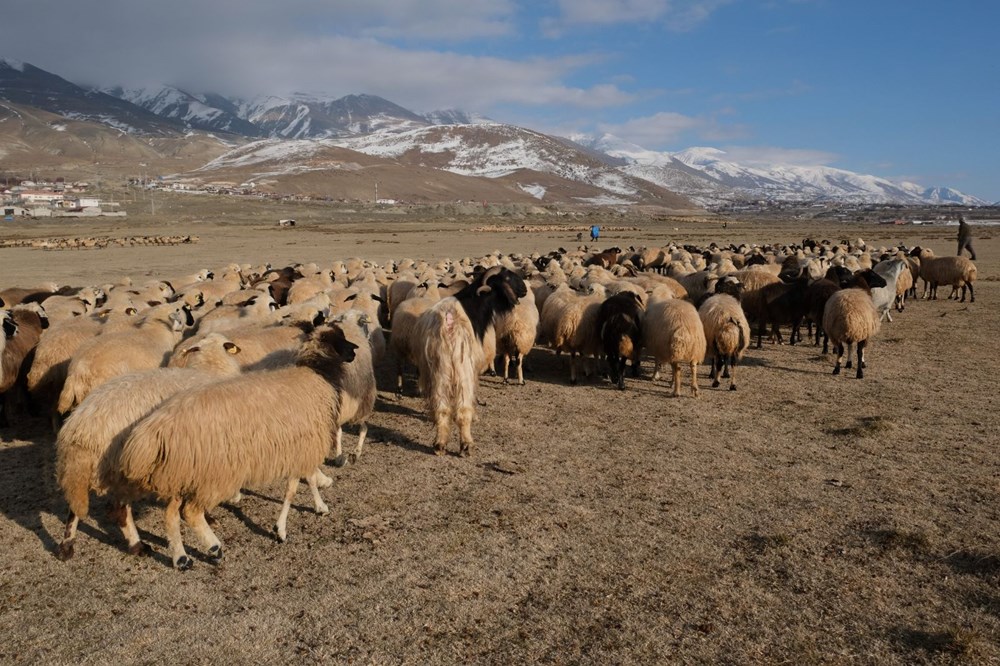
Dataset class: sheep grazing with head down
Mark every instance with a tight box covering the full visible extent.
[55,333,244,560]
[643,292,706,397]
[416,267,527,456]
[595,291,645,390]
[113,324,358,569]
[0,304,49,427]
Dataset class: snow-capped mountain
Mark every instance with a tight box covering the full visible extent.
[578,135,989,206]
[1,57,990,206]
[106,85,263,137]
[0,57,180,135]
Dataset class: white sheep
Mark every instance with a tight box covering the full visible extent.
[113,324,359,569]
[417,267,526,456]
[55,333,243,560]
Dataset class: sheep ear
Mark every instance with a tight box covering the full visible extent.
[224,342,241,355]
[372,295,385,304]
[345,294,357,301]
[186,346,200,354]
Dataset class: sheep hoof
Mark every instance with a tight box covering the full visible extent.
[174,555,193,571]
[128,541,150,556]
[459,447,471,458]
[433,445,447,456]
[272,525,287,543]
[348,453,359,465]
[208,545,224,563]
[56,540,75,561]
[712,379,720,388]
[832,366,841,375]
[316,503,330,516]
[845,360,853,369]
[729,385,737,391]
[332,454,348,468]
[569,378,578,386]
[518,380,525,386]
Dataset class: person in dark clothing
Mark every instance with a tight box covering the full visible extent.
[957,215,976,260]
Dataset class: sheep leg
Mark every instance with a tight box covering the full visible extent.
[457,406,475,457]
[313,470,333,488]
[728,358,737,391]
[569,352,578,385]
[183,504,223,563]
[856,340,867,379]
[117,502,147,556]
[395,362,404,395]
[57,512,80,560]
[652,362,661,382]
[832,343,843,375]
[671,363,681,398]
[689,361,699,397]
[307,470,330,515]
[273,477,300,543]
[165,496,192,570]
[349,423,368,464]
[844,342,855,369]
[433,409,452,456]
[502,354,511,383]
[616,357,627,390]
[710,356,721,388]
[332,427,347,467]
[516,354,525,385]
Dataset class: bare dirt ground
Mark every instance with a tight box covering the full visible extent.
[1,193,999,664]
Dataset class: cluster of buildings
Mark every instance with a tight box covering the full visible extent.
[1,179,125,220]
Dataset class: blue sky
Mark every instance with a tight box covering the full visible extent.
[5,1,998,201]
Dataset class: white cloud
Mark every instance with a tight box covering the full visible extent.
[543,0,732,33]
[597,110,747,146]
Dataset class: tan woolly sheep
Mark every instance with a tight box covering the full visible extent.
[494,286,538,385]
[55,333,244,560]
[113,325,358,569]
[643,295,706,397]
[698,294,750,391]
[56,304,194,415]
[917,248,976,302]
[822,281,881,379]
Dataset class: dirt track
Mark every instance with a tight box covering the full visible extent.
[1,196,999,664]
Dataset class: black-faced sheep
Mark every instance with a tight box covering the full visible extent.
[822,274,881,379]
[0,304,49,426]
[596,291,644,390]
[55,333,243,560]
[416,267,526,456]
[698,294,750,391]
[114,325,358,569]
[328,310,377,466]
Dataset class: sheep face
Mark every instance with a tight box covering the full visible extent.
[2,311,17,339]
[483,268,527,307]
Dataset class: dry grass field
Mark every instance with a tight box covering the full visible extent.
[1,193,998,664]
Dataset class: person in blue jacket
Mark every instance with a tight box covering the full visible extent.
[590,224,600,242]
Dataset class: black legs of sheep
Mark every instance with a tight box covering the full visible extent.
[831,340,867,379]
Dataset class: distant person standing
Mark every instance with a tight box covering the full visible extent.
[957,215,976,260]
[590,224,600,242]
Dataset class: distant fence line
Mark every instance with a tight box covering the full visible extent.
[0,235,199,250]
[469,225,642,233]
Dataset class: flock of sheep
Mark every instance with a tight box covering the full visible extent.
[0,236,978,569]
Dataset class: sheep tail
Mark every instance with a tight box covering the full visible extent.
[56,369,87,415]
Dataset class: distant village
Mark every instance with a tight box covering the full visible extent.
[1,177,125,220]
